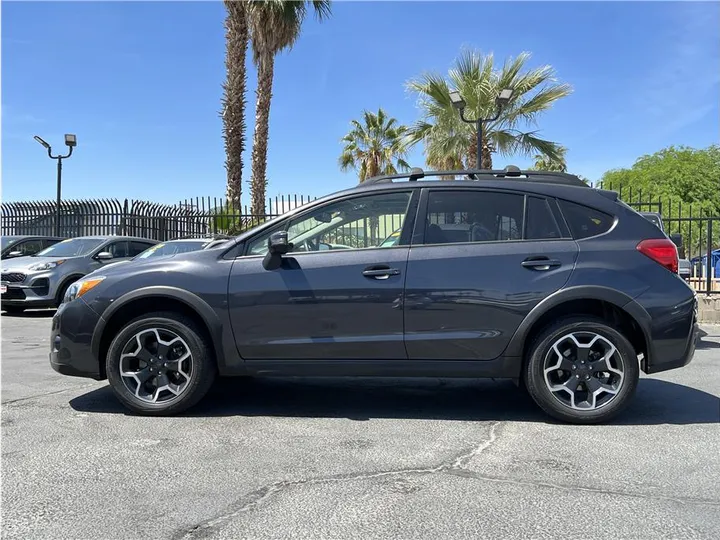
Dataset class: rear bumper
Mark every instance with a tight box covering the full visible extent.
[636,292,698,375]
[49,299,105,380]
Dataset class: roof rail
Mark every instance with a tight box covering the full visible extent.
[362,165,587,187]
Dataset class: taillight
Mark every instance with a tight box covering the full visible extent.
[636,238,678,274]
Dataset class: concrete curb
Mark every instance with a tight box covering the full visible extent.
[697,296,720,323]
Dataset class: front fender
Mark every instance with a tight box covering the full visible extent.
[90,286,228,370]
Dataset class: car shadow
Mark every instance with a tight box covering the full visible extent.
[696,338,720,349]
[1,309,56,318]
[69,376,720,425]
[696,328,720,349]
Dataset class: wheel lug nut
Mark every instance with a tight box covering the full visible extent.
[575,375,580,379]
[572,365,576,370]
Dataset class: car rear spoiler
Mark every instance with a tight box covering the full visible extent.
[595,189,619,202]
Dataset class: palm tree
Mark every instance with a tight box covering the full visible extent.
[532,145,568,172]
[338,108,410,182]
[221,0,249,209]
[406,49,572,170]
[247,0,331,216]
[339,108,410,245]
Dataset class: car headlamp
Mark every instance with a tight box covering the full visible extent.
[29,259,66,271]
[63,276,106,304]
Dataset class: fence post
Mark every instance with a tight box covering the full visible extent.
[706,219,713,296]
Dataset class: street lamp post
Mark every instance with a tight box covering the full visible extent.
[448,89,513,170]
[34,134,77,236]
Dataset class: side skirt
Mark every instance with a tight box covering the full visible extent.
[221,356,522,379]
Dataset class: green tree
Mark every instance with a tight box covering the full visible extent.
[339,108,410,182]
[531,145,567,172]
[221,0,249,208]
[247,0,332,216]
[600,145,720,256]
[406,49,572,169]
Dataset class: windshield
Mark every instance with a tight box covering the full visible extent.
[1,236,22,250]
[134,240,208,260]
[35,238,104,257]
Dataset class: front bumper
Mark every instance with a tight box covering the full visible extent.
[49,299,105,380]
[1,270,61,308]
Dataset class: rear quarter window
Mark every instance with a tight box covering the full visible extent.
[558,200,614,239]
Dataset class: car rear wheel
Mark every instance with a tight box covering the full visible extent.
[524,316,639,424]
[106,312,216,415]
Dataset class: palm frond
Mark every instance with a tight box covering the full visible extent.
[406,47,572,171]
[339,108,410,183]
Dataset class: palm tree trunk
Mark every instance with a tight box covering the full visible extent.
[250,52,275,217]
[481,137,493,169]
[222,1,248,211]
[468,137,478,169]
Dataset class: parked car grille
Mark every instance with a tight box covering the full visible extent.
[1,273,26,283]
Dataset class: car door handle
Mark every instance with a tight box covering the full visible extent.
[362,266,400,279]
[521,257,561,271]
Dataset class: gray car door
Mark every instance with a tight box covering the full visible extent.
[228,190,417,361]
[404,189,579,361]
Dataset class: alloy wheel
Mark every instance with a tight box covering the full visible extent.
[119,328,193,404]
[543,331,625,411]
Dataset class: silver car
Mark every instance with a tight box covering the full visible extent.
[92,236,232,273]
[0,235,157,314]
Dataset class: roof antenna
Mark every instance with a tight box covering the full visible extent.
[504,165,521,177]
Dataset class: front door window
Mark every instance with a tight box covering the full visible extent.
[247,191,412,256]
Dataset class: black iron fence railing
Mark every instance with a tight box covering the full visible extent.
[601,183,719,295]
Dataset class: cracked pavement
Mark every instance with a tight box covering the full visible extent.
[2,312,720,539]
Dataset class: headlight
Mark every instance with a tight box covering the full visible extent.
[29,259,66,271]
[64,276,106,304]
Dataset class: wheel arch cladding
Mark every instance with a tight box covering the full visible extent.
[507,286,651,367]
[92,287,224,379]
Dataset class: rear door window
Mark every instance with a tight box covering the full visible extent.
[558,200,614,239]
[424,191,524,244]
[129,241,156,257]
[525,197,563,240]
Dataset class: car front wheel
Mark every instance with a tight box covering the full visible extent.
[524,317,639,424]
[106,312,216,415]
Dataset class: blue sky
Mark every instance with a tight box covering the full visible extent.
[2,1,719,206]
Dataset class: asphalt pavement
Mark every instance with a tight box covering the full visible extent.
[2,311,719,539]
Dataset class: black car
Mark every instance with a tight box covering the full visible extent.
[50,167,698,423]
[1,235,64,260]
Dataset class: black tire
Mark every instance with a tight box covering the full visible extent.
[106,312,217,416]
[3,306,25,314]
[524,316,639,424]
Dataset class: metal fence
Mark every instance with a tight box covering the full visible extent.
[1,195,316,242]
[2,187,718,294]
[607,185,720,295]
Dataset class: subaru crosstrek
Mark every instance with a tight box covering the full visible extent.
[49,167,698,423]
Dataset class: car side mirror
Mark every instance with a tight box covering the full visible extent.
[263,231,293,270]
[669,233,683,249]
[95,251,114,261]
[7,251,23,258]
[268,231,292,255]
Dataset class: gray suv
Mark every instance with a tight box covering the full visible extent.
[49,168,698,424]
[1,235,157,313]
